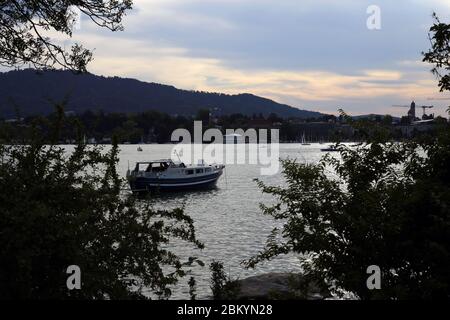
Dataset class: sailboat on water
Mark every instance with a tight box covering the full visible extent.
[137,136,145,151]
[301,132,311,145]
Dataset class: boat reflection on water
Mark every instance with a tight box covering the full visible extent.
[133,185,221,202]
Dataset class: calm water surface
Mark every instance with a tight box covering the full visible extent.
[116,143,330,299]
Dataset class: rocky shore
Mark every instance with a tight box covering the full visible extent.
[234,273,331,300]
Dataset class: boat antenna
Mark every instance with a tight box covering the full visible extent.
[224,165,228,189]
[173,149,182,163]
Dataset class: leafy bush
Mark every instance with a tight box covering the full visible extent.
[210,261,240,300]
[245,127,450,299]
[0,109,204,299]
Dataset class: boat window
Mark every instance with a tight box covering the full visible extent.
[186,169,194,175]
[151,162,169,172]
[205,168,212,172]
[196,169,204,174]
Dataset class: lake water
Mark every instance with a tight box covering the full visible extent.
[117,143,331,299]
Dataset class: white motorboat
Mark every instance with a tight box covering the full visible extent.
[127,159,225,192]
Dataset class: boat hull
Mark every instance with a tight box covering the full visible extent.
[320,148,339,152]
[129,170,223,192]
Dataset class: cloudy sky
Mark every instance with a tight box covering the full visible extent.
[69,0,450,116]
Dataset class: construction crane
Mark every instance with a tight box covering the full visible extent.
[392,101,434,119]
[427,97,450,115]
[420,105,434,119]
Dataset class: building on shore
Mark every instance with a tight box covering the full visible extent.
[396,118,440,138]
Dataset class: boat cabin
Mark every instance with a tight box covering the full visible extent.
[131,159,217,178]
[139,161,169,173]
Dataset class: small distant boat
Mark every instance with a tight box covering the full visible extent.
[320,145,339,152]
[224,133,244,144]
[127,159,225,192]
[137,146,143,152]
[300,132,311,146]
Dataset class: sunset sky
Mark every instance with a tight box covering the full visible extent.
[37,1,450,116]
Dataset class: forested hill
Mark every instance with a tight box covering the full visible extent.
[0,69,323,119]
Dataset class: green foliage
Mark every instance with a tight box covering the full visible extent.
[195,109,211,126]
[3,109,370,144]
[337,109,394,143]
[188,276,197,300]
[244,14,450,300]
[209,261,240,300]
[0,109,204,299]
[0,1,132,71]
[246,128,450,299]
[423,13,450,93]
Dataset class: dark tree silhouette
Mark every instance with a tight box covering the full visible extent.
[423,13,450,93]
[0,107,204,299]
[0,0,133,72]
[245,114,450,299]
[243,15,450,299]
